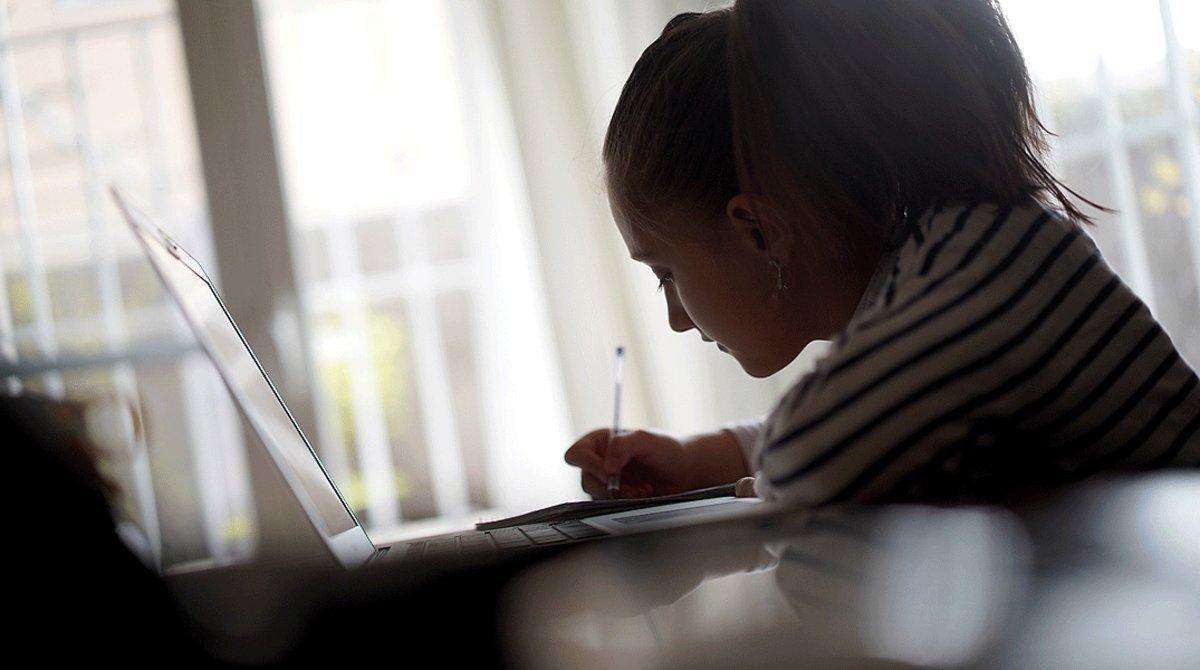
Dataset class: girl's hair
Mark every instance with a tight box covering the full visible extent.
[603,0,1102,252]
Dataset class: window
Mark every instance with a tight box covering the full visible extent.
[1003,0,1200,365]
[258,0,574,533]
[0,0,253,566]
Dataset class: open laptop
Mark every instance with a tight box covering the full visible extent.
[112,188,760,569]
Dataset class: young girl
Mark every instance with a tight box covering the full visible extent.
[564,0,1200,506]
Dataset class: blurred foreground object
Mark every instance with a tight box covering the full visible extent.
[504,474,1200,669]
[4,393,212,664]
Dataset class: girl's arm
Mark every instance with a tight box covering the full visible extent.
[720,417,766,474]
[566,423,755,499]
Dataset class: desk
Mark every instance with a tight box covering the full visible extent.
[159,474,1199,666]
[500,473,1200,668]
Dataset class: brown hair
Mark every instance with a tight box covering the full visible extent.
[603,0,1101,252]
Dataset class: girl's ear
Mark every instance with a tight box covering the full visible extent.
[726,193,794,261]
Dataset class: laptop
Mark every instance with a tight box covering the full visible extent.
[112,188,761,569]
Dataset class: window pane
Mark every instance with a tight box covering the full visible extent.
[355,217,401,276]
[261,0,572,529]
[437,289,489,509]
[261,0,477,530]
[0,1,253,566]
[297,227,332,284]
[372,299,437,521]
[1003,0,1200,367]
[425,205,469,263]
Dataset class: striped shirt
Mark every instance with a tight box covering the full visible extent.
[737,199,1200,505]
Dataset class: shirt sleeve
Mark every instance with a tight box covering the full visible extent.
[720,417,766,470]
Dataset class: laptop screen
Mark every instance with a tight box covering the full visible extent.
[119,195,365,549]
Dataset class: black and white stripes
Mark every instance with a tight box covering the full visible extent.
[752,200,1200,505]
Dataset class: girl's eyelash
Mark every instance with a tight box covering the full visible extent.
[656,274,673,292]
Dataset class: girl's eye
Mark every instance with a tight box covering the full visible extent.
[656,274,674,292]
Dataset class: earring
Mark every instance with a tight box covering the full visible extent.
[770,257,787,291]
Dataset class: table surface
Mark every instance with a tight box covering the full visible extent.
[500,473,1200,669]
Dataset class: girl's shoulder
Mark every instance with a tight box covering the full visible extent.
[882,198,1096,309]
[911,198,1089,267]
[841,197,1108,353]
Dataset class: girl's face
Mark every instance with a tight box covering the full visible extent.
[613,198,876,378]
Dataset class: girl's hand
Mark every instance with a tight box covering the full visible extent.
[564,428,691,499]
[564,428,748,499]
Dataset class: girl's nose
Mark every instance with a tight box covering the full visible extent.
[666,293,696,333]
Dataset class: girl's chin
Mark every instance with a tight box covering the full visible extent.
[733,349,797,379]
[732,354,773,378]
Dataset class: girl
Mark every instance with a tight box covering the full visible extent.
[564,0,1200,506]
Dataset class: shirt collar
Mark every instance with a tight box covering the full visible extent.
[849,211,915,321]
[850,245,899,321]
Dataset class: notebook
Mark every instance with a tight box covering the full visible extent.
[475,483,737,530]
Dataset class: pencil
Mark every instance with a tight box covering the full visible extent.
[607,346,625,495]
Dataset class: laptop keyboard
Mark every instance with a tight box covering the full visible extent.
[403,520,607,561]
